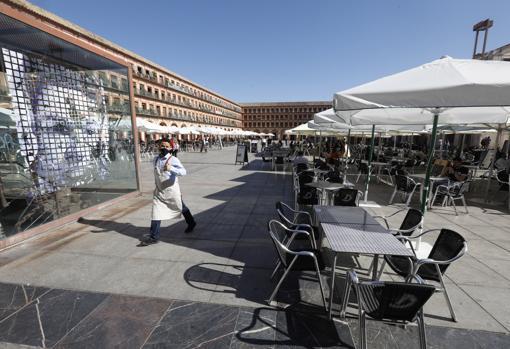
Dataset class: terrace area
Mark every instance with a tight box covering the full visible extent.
[0,147,509,348]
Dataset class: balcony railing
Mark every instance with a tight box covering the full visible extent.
[133,69,242,114]
[107,103,130,114]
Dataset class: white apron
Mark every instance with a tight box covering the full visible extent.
[151,156,183,220]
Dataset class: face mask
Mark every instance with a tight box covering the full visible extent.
[159,148,170,157]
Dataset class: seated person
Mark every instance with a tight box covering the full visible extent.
[441,157,469,182]
[324,146,344,165]
[432,157,469,196]
[293,151,308,166]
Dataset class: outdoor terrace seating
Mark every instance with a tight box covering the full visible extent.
[380,228,467,322]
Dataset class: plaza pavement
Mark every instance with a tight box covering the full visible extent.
[0,147,509,348]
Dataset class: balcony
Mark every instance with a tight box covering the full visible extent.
[107,103,130,114]
[135,107,160,117]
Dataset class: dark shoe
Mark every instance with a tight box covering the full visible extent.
[138,237,159,246]
[184,221,196,233]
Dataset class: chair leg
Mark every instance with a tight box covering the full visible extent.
[340,273,352,318]
[360,312,367,349]
[376,259,387,280]
[389,188,397,205]
[417,310,427,349]
[431,187,439,207]
[405,190,414,207]
[438,269,457,322]
[270,261,281,280]
[450,195,458,216]
[313,256,328,312]
[462,196,469,214]
[268,256,298,306]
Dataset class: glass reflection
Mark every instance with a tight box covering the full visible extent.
[0,14,136,239]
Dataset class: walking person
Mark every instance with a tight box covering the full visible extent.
[140,141,196,246]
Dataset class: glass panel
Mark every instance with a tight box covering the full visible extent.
[0,13,136,239]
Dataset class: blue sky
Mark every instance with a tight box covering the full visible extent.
[31,0,510,103]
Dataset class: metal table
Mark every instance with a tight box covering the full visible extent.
[306,182,354,205]
[313,206,380,226]
[411,173,448,208]
[361,160,392,184]
[321,222,415,318]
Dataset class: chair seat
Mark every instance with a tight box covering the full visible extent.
[285,249,325,271]
[385,255,441,282]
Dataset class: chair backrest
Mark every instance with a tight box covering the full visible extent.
[399,209,423,236]
[333,188,360,206]
[298,171,315,187]
[428,229,467,275]
[276,201,310,227]
[394,175,416,193]
[297,186,319,205]
[295,162,308,174]
[325,171,343,183]
[497,170,509,191]
[268,220,294,268]
[497,169,509,183]
[357,282,436,322]
[404,159,415,168]
[358,161,369,173]
[449,181,468,197]
[275,156,284,164]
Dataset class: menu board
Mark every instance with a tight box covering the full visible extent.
[235,144,248,165]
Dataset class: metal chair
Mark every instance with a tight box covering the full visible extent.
[332,188,363,207]
[324,170,343,183]
[404,158,416,173]
[267,220,327,310]
[294,162,309,174]
[296,172,319,207]
[389,174,421,207]
[431,181,469,215]
[356,161,370,183]
[373,208,423,237]
[496,169,509,192]
[275,201,317,249]
[381,228,467,322]
[341,270,436,349]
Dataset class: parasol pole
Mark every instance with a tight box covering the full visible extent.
[364,125,376,202]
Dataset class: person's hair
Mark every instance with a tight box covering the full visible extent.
[297,151,304,156]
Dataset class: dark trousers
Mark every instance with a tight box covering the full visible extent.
[150,200,195,240]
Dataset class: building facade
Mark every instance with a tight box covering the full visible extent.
[483,43,510,61]
[5,0,243,142]
[241,101,332,138]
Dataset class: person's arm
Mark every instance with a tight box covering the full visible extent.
[166,157,187,176]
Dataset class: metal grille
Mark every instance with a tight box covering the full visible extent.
[3,48,110,195]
